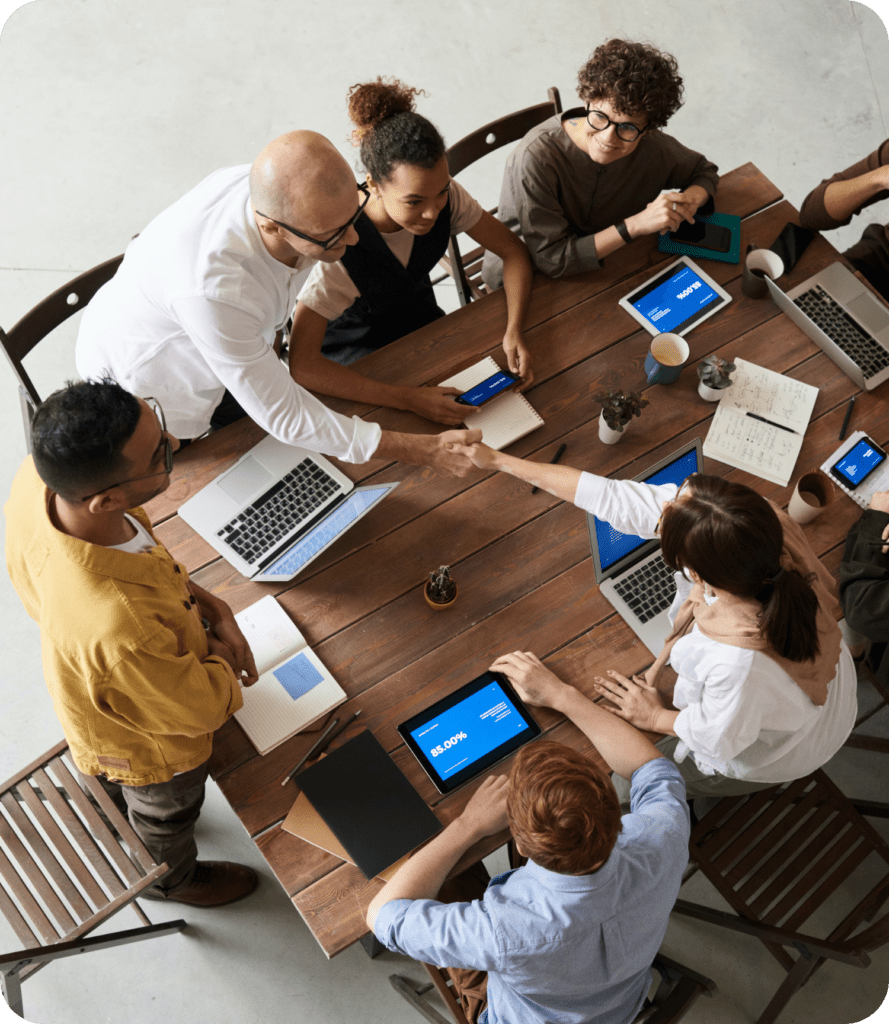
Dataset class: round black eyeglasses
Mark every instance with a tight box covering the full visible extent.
[585,106,647,143]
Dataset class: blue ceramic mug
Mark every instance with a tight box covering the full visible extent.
[644,333,689,385]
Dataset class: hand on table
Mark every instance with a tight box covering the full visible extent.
[459,774,510,840]
[628,191,697,237]
[405,386,471,426]
[502,329,533,387]
[209,617,259,686]
[593,669,665,730]
[490,651,568,708]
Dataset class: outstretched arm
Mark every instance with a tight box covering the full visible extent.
[490,651,663,780]
[288,302,468,426]
[466,211,534,383]
[374,428,483,478]
[366,774,508,929]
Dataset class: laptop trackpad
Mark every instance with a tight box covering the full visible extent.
[847,292,889,335]
[219,457,274,503]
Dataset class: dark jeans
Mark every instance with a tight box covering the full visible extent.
[88,761,209,893]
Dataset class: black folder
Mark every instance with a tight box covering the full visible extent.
[296,730,442,879]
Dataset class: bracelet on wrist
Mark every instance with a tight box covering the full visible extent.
[615,220,631,244]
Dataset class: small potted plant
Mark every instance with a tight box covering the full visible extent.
[593,386,649,444]
[697,356,736,401]
[424,565,458,610]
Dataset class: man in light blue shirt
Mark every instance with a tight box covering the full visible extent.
[367,651,690,1024]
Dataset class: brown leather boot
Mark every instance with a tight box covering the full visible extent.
[143,861,258,906]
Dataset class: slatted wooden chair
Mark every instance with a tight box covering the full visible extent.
[389,953,716,1024]
[436,88,562,306]
[0,254,123,452]
[673,769,889,1024]
[0,741,185,1018]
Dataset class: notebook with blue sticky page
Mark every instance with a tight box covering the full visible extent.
[657,212,741,265]
[232,595,346,754]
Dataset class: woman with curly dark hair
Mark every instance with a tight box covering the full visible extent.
[483,39,720,288]
[290,77,534,427]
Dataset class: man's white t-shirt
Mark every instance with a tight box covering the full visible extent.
[75,165,380,462]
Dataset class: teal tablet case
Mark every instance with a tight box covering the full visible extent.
[657,212,741,265]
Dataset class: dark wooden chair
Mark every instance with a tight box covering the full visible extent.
[389,953,716,1024]
[0,254,123,452]
[0,741,185,1018]
[436,88,562,306]
[673,769,889,1024]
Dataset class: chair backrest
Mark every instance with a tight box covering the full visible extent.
[0,740,170,987]
[0,254,123,449]
[446,88,562,178]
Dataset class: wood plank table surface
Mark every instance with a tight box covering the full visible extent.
[143,163,881,958]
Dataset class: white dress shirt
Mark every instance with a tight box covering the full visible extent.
[76,165,381,461]
[575,472,857,782]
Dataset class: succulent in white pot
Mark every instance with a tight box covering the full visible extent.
[697,356,736,401]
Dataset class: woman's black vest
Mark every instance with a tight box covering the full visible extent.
[320,198,452,358]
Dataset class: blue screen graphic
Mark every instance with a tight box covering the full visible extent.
[834,440,886,487]
[459,372,515,406]
[632,266,718,334]
[595,448,700,571]
[259,485,391,577]
[411,681,527,780]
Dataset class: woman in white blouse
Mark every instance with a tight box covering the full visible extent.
[473,443,857,798]
[289,77,534,427]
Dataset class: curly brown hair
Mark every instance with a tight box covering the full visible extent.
[346,77,444,183]
[507,740,622,875]
[577,39,684,129]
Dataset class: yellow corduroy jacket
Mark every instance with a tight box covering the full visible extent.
[5,458,242,785]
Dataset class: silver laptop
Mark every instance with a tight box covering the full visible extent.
[179,435,399,582]
[586,439,703,656]
[765,262,889,390]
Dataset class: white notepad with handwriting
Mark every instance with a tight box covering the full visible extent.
[233,595,346,755]
[440,356,543,450]
[703,358,818,486]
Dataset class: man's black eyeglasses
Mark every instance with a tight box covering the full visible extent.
[80,398,173,501]
[255,182,370,251]
[585,106,647,143]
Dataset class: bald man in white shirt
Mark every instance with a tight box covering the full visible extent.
[76,131,479,474]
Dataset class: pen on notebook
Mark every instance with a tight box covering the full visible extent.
[746,412,797,434]
[281,717,340,787]
[531,443,567,494]
[839,396,856,441]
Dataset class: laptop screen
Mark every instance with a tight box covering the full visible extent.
[593,444,701,572]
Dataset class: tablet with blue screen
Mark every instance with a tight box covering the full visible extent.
[618,256,731,337]
[398,672,541,794]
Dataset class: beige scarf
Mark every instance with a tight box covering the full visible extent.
[647,502,841,706]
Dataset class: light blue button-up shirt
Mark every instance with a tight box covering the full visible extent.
[374,757,689,1024]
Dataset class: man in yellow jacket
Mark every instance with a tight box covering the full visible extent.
[5,379,259,906]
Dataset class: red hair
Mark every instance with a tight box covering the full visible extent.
[507,741,622,875]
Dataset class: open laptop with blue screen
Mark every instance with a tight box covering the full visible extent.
[586,438,703,656]
[178,435,399,582]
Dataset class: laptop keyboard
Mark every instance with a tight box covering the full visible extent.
[216,458,340,563]
[613,556,676,624]
[793,285,889,379]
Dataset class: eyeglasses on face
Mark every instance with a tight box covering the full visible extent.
[585,106,647,143]
[80,398,173,501]
[255,181,370,251]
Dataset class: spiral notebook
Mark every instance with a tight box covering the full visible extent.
[439,356,543,450]
[820,430,889,508]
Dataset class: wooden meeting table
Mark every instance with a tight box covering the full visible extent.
[145,164,880,958]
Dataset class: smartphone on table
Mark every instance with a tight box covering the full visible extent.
[668,218,732,254]
[455,369,521,407]
[828,436,888,490]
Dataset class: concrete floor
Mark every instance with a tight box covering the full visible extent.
[1,0,889,1021]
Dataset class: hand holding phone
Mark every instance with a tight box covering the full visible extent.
[455,369,521,407]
